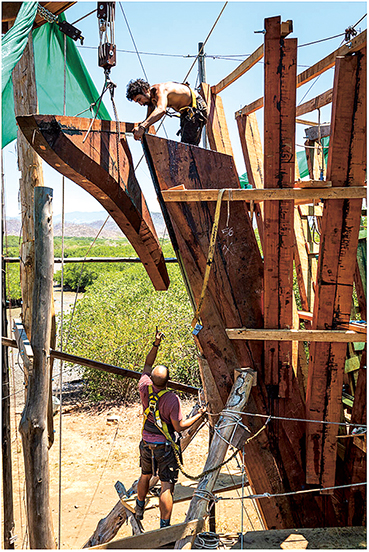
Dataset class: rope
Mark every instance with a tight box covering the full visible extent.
[193,531,219,549]
[73,411,123,545]
[119,3,149,82]
[183,2,228,83]
[164,417,268,481]
[192,189,227,328]
[57,32,67,549]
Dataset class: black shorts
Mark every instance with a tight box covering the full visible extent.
[179,93,208,146]
[139,439,180,484]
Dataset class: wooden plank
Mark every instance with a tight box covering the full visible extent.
[161,186,366,202]
[236,31,366,118]
[144,134,313,529]
[236,112,264,247]
[226,328,366,342]
[90,519,204,549]
[237,526,366,549]
[306,48,366,488]
[200,83,234,156]
[296,89,333,117]
[211,44,264,94]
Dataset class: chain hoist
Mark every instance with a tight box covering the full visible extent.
[36,3,84,44]
[97,2,116,77]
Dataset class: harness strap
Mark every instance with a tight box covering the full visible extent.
[142,385,180,453]
[179,87,197,112]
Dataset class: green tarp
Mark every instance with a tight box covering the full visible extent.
[2,6,110,148]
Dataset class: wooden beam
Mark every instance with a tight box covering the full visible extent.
[90,519,204,549]
[175,369,256,549]
[235,30,367,117]
[306,48,366,488]
[236,112,264,247]
[200,83,234,156]
[296,89,333,117]
[211,45,264,94]
[226,328,366,342]
[161,186,365,202]
[263,17,297,396]
[18,187,55,549]
[297,30,367,88]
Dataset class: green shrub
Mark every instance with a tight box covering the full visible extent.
[62,263,200,401]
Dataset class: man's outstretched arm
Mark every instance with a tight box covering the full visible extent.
[143,327,164,375]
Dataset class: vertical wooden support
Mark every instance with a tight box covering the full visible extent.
[12,32,44,340]
[2,203,15,549]
[174,369,255,549]
[236,112,265,248]
[19,187,55,549]
[200,83,234,156]
[343,351,366,525]
[306,49,366,487]
[293,208,310,313]
[263,16,296,397]
[354,231,367,320]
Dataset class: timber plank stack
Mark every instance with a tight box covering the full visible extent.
[144,16,366,530]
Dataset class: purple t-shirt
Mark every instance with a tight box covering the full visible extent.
[139,373,182,443]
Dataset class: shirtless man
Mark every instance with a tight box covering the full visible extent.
[126,79,207,146]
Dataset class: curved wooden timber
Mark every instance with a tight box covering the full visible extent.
[16,115,169,291]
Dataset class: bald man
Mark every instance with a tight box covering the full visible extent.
[135,329,205,528]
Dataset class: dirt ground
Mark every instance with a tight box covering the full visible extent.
[8,388,264,549]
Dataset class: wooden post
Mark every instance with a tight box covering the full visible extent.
[19,187,55,549]
[263,17,297,398]
[174,368,255,549]
[2,177,15,549]
[12,31,44,341]
[306,49,366,488]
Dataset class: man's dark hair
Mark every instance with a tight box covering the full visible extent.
[126,78,151,101]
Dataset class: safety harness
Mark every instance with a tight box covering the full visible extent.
[142,385,180,453]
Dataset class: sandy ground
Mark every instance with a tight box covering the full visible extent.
[5,288,263,550]
[8,394,264,549]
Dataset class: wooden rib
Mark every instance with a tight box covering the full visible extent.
[211,45,264,94]
[161,186,365,202]
[226,328,366,342]
[200,83,234,156]
[236,30,366,117]
[306,48,366,487]
[296,89,333,117]
[236,112,264,247]
[16,115,169,291]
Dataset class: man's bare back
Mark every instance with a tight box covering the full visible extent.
[126,78,207,145]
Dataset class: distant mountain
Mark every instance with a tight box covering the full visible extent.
[5,211,167,239]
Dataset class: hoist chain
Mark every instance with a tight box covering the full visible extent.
[37,3,59,23]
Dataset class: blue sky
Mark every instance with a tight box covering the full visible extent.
[3,0,366,217]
